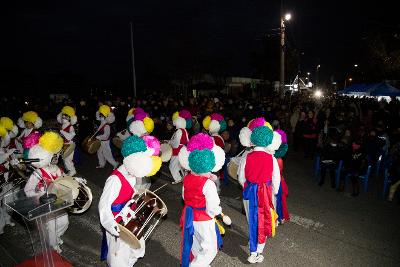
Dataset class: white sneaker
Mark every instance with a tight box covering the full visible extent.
[248,253,264,263]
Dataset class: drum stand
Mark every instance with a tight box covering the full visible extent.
[4,182,74,267]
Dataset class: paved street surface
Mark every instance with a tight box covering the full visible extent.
[1,149,400,267]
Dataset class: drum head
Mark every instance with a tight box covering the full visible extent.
[227,161,239,181]
[53,176,80,199]
[119,225,142,249]
[160,143,172,162]
[112,137,123,149]
[69,184,93,214]
[63,143,76,159]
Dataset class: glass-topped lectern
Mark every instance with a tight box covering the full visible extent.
[4,182,74,267]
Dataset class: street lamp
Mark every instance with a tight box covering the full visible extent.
[316,65,321,90]
[344,77,352,88]
[279,12,292,98]
[354,64,358,68]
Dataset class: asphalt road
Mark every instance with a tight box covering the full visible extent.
[1,149,400,267]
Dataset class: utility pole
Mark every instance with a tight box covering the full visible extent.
[130,22,137,98]
[280,17,285,98]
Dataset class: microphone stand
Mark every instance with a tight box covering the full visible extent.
[27,165,57,204]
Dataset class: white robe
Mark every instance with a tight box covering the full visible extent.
[238,147,280,254]
[98,165,145,267]
[24,165,69,251]
[169,129,186,182]
[60,122,76,176]
[182,178,222,267]
[96,123,118,168]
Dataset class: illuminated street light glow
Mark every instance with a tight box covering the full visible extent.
[349,77,353,81]
[314,90,323,98]
[284,13,292,21]
[307,72,310,76]
[354,64,358,67]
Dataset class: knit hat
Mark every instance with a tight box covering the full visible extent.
[121,135,162,178]
[126,107,145,124]
[274,130,288,158]
[178,133,225,174]
[128,111,155,137]
[18,111,42,129]
[57,106,78,125]
[29,131,63,168]
[172,110,192,129]
[96,105,115,124]
[202,113,227,134]
[239,117,273,147]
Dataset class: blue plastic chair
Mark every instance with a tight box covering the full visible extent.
[382,168,392,199]
[334,160,343,190]
[345,165,371,193]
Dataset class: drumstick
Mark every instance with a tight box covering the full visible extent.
[152,183,169,194]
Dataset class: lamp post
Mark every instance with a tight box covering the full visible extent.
[315,64,321,90]
[279,13,291,98]
[344,77,352,89]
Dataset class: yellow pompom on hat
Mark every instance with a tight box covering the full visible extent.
[0,124,7,138]
[99,105,111,117]
[39,132,64,154]
[0,117,14,131]
[172,111,179,121]
[143,117,155,134]
[147,156,162,176]
[61,106,76,117]
[22,111,39,123]
[202,115,212,130]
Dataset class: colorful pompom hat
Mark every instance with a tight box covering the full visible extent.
[96,105,115,124]
[121,135,162,178]
[57,106,78,125]
[202,113,227,134]
[29,131,64,168]
[274,129,288,158]
[126,107,145,125]
[128,111,155,137]
[178,133,225,174]
[172,110,192,129]
[0,117,18,139]
[239,117,273,147]
[17,111,42,129]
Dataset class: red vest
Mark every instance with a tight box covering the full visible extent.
[245,151,273,185]
[97,124,110,141]
[213,135,224,149]
[62,124,72,144]
[172,128,189,156]
[111,169,135,221]
[37,168,62,189]
[183,173,211,221]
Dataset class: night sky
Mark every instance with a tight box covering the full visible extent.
[2,0,398,94]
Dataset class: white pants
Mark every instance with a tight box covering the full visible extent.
[243,200,266,254]
[45,211,69,250]
[190,220,218,267]
[0,183,13,234]
[134,177,151,191]
[98,141,118,168]
[63,149,76,176]
[106,232,145,267]
[169,156,184,182]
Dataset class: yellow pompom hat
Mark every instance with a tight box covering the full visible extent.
[39,132,64,154]
[0,117,14,131]
[0,124,7,138]
[99,105,111,117]
[22,111,38,123]
[61,106,76,117]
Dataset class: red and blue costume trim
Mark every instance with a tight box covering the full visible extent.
[243,180,273,253]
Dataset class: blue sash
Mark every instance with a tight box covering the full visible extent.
[243,180,271,253]
[181,206,223,267]
[276,184,283,222]
[100,202,126,261]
